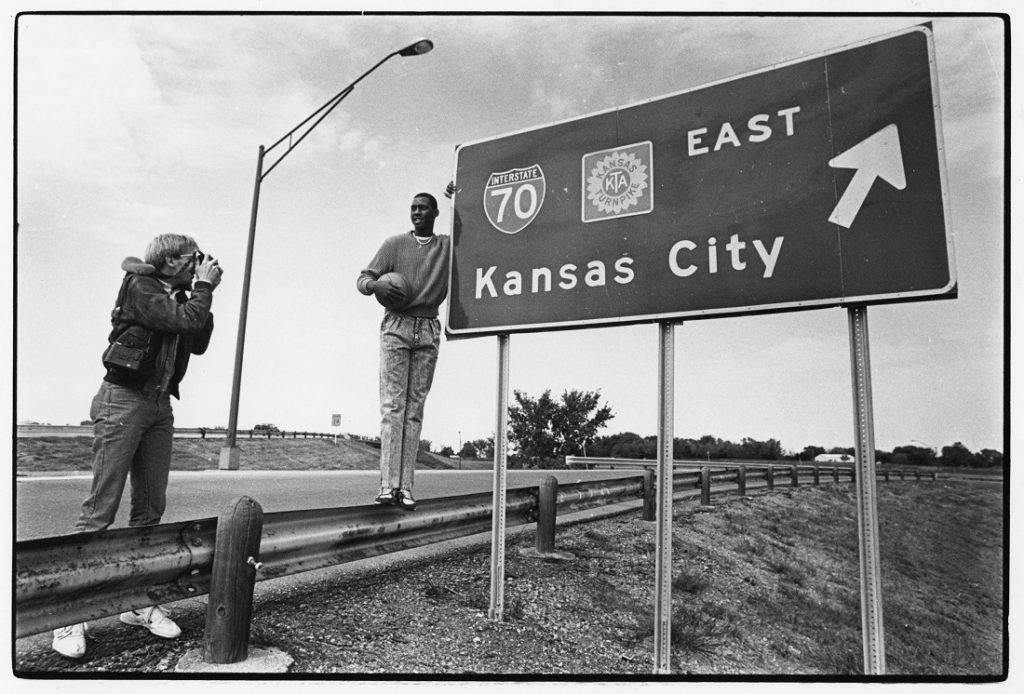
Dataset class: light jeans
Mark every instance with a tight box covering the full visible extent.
[379,312,440,492]
[74,381,175,532]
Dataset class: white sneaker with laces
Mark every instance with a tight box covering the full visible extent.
[119,605,181,638]
[52,622,88,658]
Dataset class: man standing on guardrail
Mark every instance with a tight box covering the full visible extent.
[357,187,455,510]
[52,234,223,659]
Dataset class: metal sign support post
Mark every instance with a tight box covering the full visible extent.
[653,321,676,674]
[489,333,511,621]
[847,306,887,674]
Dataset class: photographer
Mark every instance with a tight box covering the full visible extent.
[51,234,222,659]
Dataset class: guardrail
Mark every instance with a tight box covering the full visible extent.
[565,456,940,482]
[15,478,643,639]
[15,461,937,664]
[566,455,856,471]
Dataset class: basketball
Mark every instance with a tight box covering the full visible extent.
[374,272,413,310]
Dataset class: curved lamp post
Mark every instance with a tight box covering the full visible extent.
[219,38,434,470]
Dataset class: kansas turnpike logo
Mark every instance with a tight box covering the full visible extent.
[484,164,546,235]
[582,141,653,223]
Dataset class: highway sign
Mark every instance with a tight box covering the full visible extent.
[446,25,955,337]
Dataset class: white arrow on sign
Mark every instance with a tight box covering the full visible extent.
[827,124,906,229]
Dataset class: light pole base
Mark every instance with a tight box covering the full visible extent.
[219,446,240,470]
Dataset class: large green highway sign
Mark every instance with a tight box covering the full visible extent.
[445,25,955,338]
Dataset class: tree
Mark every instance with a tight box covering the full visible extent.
[508,389,614,468]
[461,438,494,459]
[892,445,937,467]
[940,441,975,468]
[438,445,455,457]
[508,390,561,468]
[738,437,783,461]
[975,448,1004,469]
[551,390,614,457]
[591,432,642,458]
[418,439,432,453]
[800,445,826,461]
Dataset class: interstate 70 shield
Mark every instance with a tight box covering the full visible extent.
[483,164,546,235]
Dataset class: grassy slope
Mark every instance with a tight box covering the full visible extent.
[14,436,490,473]
[663,482,1005,675]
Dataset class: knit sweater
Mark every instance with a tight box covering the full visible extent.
[358,231,450,318]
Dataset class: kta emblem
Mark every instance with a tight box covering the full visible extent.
[582,141,653,223]
[484,164,546,235]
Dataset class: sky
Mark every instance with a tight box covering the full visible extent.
[9,5,1009,457]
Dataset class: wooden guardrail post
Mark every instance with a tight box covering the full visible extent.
[520,476,574,561]
[765,466,774,490]
[813,465,820,486]
[737,466,746,496]
[898,469,905,481]
[790,465,799,487]
[931,470,938,481]
[536,476,558,554]
[700,466,711,505]
[203,496,264,665]
[883,469,890,481]
[914,470,921,481]
[833,465,840,483]
[642,469,656,521]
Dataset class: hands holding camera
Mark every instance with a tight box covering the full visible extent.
[195,254,223,289]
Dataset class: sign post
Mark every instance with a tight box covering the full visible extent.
[488,334,511,621]
[848,306,887,673]
[653,321,676,674]
[331,413,341,444]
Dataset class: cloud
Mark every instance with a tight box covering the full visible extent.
[18,17,157,189]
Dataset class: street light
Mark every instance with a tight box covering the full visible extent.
[219,39,434,470]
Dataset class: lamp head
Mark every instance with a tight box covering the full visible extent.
[398,38,433,57]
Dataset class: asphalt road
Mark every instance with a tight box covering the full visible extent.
[14,468,638,541]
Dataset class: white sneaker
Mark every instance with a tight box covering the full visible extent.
[119,605,181,638]
[52,622,88,658]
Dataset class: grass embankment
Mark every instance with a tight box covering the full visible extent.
[15,436,492,474]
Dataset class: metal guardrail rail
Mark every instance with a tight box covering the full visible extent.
[15,460,935,639]
[16,478,639,638]
[15,518,219,639]
[565,455,854,470]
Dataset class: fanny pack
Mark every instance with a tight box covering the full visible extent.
[101,274,154,374]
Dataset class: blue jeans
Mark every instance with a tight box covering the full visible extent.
[379,312,440,492]
[74,381,175,532]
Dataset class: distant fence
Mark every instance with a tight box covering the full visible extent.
[16,425,342,440]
